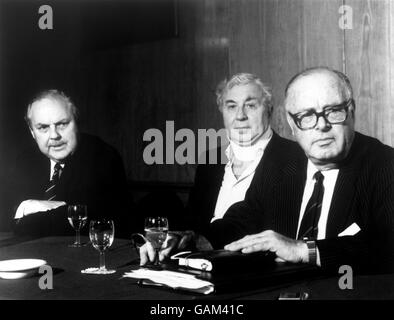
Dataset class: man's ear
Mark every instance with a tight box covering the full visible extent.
[29,128,35,139]
[286,113,295,135]
[266,103,273,119]
[350,100,356,118]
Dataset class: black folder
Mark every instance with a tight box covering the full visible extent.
[137,250,323,294]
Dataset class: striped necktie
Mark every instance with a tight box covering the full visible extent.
[44,163,62,201]
[298,171,325,240]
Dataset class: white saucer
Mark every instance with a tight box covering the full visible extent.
[0,259,47,280]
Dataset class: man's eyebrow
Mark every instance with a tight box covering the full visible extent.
[244,97,259,102]
[54,119,70,125]
[297,102,345,113]
[224,96,259,104]
[323,101,347,109]
[224,99,236,104]
[34,119,70,127]
[35,122,49,127]
[293,107,315,115]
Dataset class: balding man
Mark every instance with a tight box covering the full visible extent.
[8,89,131,238]
[223,67,394,273]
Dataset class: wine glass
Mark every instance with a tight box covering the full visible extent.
[144,217,169,267]
[67,204,88,247]
[88,219,115,274]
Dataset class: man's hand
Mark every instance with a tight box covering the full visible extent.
[14,199,67,219]
[139,231,179,266]
[224,230,309,264]
[139,230,213,266]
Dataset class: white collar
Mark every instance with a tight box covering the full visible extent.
[50,160,65,179]
[306,159,339,182]
[226,127,273,162]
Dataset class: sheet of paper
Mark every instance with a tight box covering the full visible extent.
[123,269,214,294]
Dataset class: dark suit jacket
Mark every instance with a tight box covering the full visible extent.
[8,133,132,238]
[184,132,295,234]
[207,132,394,273]
[183,147,225,233]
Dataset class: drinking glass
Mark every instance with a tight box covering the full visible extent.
[67,204,88,247]
[144,217,169,267]
[88,219,115,274]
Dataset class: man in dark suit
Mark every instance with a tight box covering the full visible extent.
[141,67,394,274]
[140,73,301,264]
[183,73,276,234]
[7,90,131,238]
[221,67,394,273]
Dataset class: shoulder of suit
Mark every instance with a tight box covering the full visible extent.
[77,133,122,161]
[268,132,304,160]
[353,132,394,165]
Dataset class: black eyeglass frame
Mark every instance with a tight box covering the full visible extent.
[288,99,354,130]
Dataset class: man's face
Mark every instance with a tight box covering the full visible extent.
[286,73,355,168]
[28,97,78,162]
[221,83,270,146]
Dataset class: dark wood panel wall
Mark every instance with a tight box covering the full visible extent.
[77,0,394,183]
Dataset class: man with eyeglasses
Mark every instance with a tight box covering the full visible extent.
[139,67,394,273]
[219,67,394,272]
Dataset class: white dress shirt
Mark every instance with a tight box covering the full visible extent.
[296,160,339,240]
[211,127,273,222]
[50,160,65,180]
[14,160,67,219]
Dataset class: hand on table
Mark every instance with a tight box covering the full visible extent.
[224,230,309,264]
[139,230,213,266]
[14,199,67,219]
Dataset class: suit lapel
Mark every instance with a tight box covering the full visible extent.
[325,160,360,237]
[326,134,364,237]
[57,148,80,200]
[278,157,307,238]
[269,140,307,238]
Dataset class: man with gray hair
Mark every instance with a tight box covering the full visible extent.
[222,67,394,273]
[184,73,275,232]
[140,73,301,264]
[143,67,394,273]
[8,89,131,237]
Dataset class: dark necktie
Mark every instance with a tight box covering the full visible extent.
[44,163,62,201]
[298,171,325,240]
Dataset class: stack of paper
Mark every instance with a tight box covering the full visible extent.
[123,269,214,295]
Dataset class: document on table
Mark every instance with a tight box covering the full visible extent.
[123,269,214,295]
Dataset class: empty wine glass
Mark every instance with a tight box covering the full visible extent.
[88,219,115,274]
[144,217,169,267]
[67,204,88,247]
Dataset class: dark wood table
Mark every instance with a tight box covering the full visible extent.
[1,235,393,300]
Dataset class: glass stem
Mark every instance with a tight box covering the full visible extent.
[75,229,81,245]
[99,251,105,270]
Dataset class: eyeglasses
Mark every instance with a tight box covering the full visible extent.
[288,99,354,130]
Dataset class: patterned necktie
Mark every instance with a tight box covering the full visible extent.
[298,171,325,240]
[44,163,62,201]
